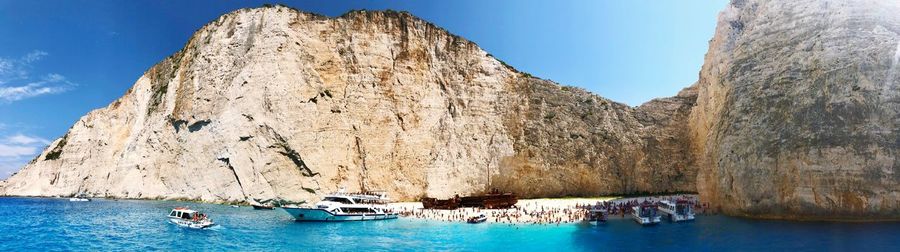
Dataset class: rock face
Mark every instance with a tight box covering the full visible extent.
[492,80,698,197]
[7,1,896,220]
[0,6,697,203]
[691,0,900,219]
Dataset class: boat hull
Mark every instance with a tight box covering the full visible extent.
[658,208,695,222]
[631,214,661,225]
[252,205,275,210]
[467,216,487,224]
[168,218,215,229]
[587,210,608,224]
[282,207,398,222]
[666,214,695,222]
[588,218,608,225]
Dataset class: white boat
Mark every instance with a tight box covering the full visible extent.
[658,200,695,222]
[586,206,609,224]
[168,207,216,229]
[281,190,398,222]
[631,203,661,225]
[250,200,275,210]
[69,194,91,202]
[467,213,487,224]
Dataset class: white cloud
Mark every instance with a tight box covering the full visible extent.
[5,134,49,145]
[44,73,64,82]
[21,50,48,63]
[0,133,47,157]
[0,74,71,102]
[0,59,12,78]
[0,58,27,85]
[0,144,37,157]
[0,133,50,179]
[0,50,73,103]
[0,157,31,179]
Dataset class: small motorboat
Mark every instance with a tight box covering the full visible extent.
[69,193,91,202]
[168,207,216,229]
[467,213,487,224]
[250,200,275,210]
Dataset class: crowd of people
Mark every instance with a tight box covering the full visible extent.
[577,195,710,217]
[391,194,711,225]
[394,204,588,225]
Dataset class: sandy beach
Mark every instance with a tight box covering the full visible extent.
[389,194,702,225]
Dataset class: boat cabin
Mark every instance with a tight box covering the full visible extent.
[588,207,609,222]
[316,195,392,215]
[637,203,658,218]
[320,193,390,206]
[659,200,693,216]
[337,207,379,214]
[323,196,356,205]
[674,200,693,216]
[169,208,203,220]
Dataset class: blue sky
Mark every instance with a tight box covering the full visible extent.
[0,0,727,178]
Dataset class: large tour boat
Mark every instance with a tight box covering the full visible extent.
[281,190,399,222]
[631,203,661,225]
[657,200,695,222]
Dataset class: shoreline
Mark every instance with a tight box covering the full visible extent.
[388,194,705,225]
[5,195,900,223]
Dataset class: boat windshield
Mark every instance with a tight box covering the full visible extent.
[640,206,656,217]
[324,197,354,204]
[676,204,691,215]
[339,207,377,214]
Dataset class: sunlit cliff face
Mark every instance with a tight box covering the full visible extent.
[691,0,900,219]
[0,6,698,204]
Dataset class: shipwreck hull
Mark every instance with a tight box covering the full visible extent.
[422,192,518,209]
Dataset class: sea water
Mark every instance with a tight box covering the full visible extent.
[1,197,898,251]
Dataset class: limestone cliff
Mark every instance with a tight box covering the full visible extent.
[0,6,697,203]
[691,0,900,219]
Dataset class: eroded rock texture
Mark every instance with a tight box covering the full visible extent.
[0,6,696,203]
[691,0,900,219]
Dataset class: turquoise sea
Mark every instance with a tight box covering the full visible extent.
[1,197,898,251]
